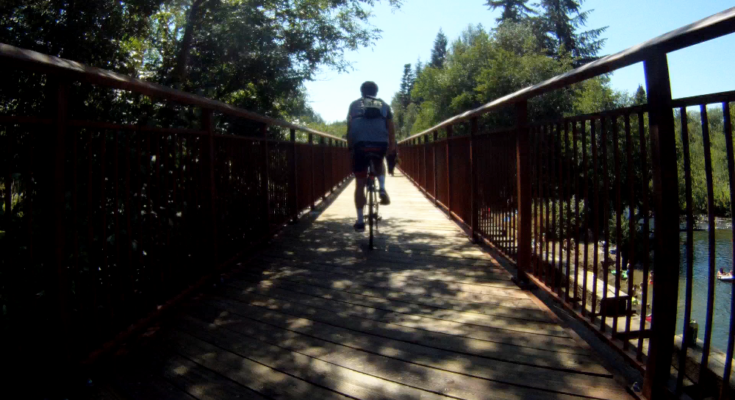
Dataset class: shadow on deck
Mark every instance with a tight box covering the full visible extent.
[93,171,633,400]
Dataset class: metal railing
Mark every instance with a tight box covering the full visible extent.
[398,7,735,399]
[0,44,351,367]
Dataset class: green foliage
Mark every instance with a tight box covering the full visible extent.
[0,0,403,123]
[391,21,614,136]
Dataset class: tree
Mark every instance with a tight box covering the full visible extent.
[398,64,414,108]
[485,0,534,23]
[430,29,448,69]
[634,85,647,105]
[538,0,606,64]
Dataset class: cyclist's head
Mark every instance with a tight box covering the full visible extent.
[360,81,378,97]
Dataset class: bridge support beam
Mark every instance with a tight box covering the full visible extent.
[642,51,680,400]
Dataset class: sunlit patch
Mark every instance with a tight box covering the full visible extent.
[172,365,188,375]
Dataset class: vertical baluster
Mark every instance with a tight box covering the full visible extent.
[535,127,543,278]
[677,106,695,391]
[446,126,452,211]
[564,121,573,301]
[263,125,271,232]
[624,114,637,350]
[515,101,531,285]
[600,116,610,332]
[550,124,559,292]
[544,124,553,287]
[113,130,120,312]
[572,121,581,306]
[581,120,590,317]
[470,118,478,241]
[591,119,600,323]
[721,101,735,399]
[51,80,70,358]
[612,116,623,335]
[699,104,717,380]
[202,109,218,264]
[290,129,299,222]
[433,131,438,204]
[309,134,315,210]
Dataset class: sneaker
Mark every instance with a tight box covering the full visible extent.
[354,221,365,232]
[379,190,390,205]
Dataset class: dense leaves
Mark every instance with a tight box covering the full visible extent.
[1,0,403,122]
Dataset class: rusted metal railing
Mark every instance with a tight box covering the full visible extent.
[398,7,735,399]
[0,44,350,367]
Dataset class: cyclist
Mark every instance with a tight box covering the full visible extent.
[346,81,396,232]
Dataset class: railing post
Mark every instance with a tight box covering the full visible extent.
[515,101,531,286]
[642,51,680,400]
[433,130,438,204]
[446,125,453,212]
[262,124,271,231]
[470,118,478,242]
[309,133,315,210]
[289,128,298,223]
[201,109,218,264]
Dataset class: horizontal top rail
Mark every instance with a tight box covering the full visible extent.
[670,89,735,108]
[0,43,345,142]
[399,6,735,144]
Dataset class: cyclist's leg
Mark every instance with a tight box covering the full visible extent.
[373,146,390,205]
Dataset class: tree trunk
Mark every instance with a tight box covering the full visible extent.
[173,0,205,87]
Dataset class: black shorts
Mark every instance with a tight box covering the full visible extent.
[352,142,387,178]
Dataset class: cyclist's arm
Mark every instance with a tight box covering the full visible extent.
[387,118,396,154]
[346,115,353,151]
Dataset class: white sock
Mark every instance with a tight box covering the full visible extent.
[357,208,364,224]
[378,174,386,191]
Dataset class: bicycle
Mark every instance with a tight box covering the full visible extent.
[363,150,383,250]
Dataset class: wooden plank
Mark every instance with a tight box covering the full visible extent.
[145,348,271,400]
[179,303,629,400]
[163,329,354,400]
[171,315,464,400]
[263,246,503,267]
[226,279,565,337]
[213,291,605,370]
[234,275,554,324]
[234,269,537,309]
[243,263,527,299]
[235,269,548,320]
[255,254,513,284]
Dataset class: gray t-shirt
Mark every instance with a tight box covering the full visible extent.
[347,97,392,145]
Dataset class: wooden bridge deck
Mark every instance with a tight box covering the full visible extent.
[99,171,632,400]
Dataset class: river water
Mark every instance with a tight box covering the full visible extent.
[676,229,734,354]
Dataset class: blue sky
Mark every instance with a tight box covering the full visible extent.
[304,0,735,123]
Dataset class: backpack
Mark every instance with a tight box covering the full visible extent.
[361,97,384,119]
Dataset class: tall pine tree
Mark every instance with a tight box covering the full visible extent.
[538,0,606,64]
[398,63,414,108]
[485,0,534,23]
[430,30,448,69]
